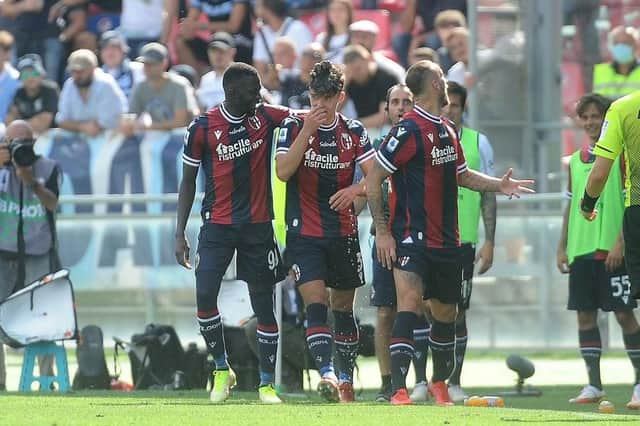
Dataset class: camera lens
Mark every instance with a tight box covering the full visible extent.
[10,141,37,167]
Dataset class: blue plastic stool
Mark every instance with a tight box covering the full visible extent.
[19,342,70,392]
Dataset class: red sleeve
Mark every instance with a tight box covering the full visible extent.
[453,131,467,175]
[265,104,292,125]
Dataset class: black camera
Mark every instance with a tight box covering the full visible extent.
[8,138,37,167]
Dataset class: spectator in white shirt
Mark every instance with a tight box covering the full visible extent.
[253,0,312,85]
[197,32,236,111]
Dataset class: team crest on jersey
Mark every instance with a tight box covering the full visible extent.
[248,116,261,130]
[340,133,352,151]
[399,256,410,266]
[291,264,301,282]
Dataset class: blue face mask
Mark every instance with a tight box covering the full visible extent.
[612,43,635,64]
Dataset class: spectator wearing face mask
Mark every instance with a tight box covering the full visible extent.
[593,26,640,100]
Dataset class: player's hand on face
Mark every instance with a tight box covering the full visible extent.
[476,241,494,274]
[376,232,396,270]
[556,248,570,274]
[175,234,192,269]
[303,105,328,133]
[499,168,535,199]
[605,239,624,272]
[329,184,361,211]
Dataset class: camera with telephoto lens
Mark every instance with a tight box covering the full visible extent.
[8,138,37,167]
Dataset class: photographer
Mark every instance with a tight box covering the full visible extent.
[0,120,60,391]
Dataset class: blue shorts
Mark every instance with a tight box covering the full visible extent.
[286,233,365,290]
[396,243,463,305]
[370,243,396,307]
[195,222,284,293]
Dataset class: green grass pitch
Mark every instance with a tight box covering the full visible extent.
[1,385,639,426]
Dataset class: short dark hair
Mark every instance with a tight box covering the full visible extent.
[385,83,411,110]
[309,60,344,97]
[222,62,260,92]
[576,93,612,117]
[446,81,467,106]
[263,0,288,18]
[406,60,438,98]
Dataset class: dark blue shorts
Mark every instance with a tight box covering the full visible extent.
[459,243,475,310]
[370,243,396,307]
[568,257,636,311]
[395,243,463,305]
[286,233,365,290]
[195,222,284,293]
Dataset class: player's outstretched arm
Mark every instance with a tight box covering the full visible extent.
[276,106,327,181]
[366,160,396,270]
[175,164,198,269]
[459,168,535,198]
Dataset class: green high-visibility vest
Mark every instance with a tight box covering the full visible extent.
[566,149,625,264]
[272,127,287,246]
[458,127,482,244]
[592,63,640,99]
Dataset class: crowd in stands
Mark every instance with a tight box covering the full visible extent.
[0,0,473,139]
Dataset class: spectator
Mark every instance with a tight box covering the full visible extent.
[315,0,352,64]
[99,31,144,100]
[169,64,200,119]
[0,31,20,123]
[0,0,65,83]
[177,0,253,75]
[349,20,405,83]
[56,49,127,137]
[48,0,92,55]
[122,42,191,136]
[197,32,236,111]
[6,54,59,135]
[278,41,324,110]
[0,120,60,392]
[428,9,466,73]
[262,36,298,91]
[409,46,439,66]
[343,44,400,129]
[393,0,466,68]
[119,0,166,58]
[253,0,313,84]
[593,26,640,100]
[445,27,469,85]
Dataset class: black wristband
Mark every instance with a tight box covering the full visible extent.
[581,191,599,213]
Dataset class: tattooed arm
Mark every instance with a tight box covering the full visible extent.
[476,192,497,274]
[366,160,396,270]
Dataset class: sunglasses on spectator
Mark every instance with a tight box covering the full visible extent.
[20,70,41,80]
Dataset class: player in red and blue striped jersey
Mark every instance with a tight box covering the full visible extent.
[175,63,290,404]
[275,61,375,402]
[366,60,535,406]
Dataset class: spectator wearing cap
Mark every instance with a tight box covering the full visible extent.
[6,54,59,135]
[349,20,405,83]
[253,0,313,85]
[0,31,20,123]
[197,32,236,111]
[177,0,253,75]
[342,44,400,130]
[99,31,144,100]
[56,49,127,137]
[122,42,192,137]
[118,0,166,58]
